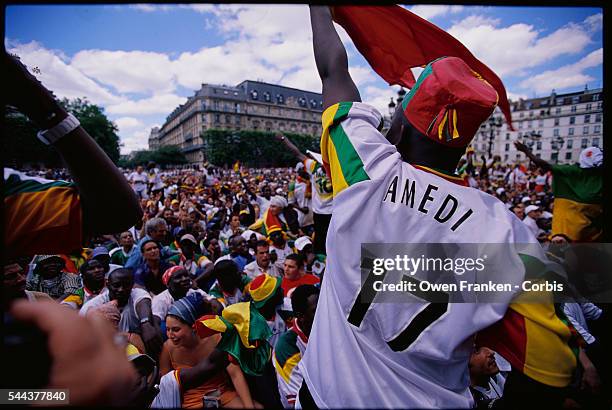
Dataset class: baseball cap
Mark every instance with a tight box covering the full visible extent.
[521,196,531,203]
[495,187,505,195]
[92,246,110,259]
[525,205,540,214]
[179,234,198,245]
[401,56,498,148]
[294,236,313,252]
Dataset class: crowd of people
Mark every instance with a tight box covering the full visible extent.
[2,5,608,409]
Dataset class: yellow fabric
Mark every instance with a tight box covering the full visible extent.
[552,197,603,242]
[62,294,83,307]
[511,298,576,387]
[203,317,228,333]
[125,344,140,356]
[222,302,254,349]
[249,274,278,303]
[274,352,301,383]
[321,104,350,197]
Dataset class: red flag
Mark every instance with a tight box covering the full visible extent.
[331,5,514,131]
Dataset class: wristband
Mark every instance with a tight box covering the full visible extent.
[140,317,150,325]
[36,113,80,145]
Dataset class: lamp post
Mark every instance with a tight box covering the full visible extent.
[388,97,396,117]
[486,116,503,158]
[550,136,564,164]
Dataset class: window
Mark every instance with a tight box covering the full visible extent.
[276,94,284,104]
[235,116,240,125]
[592,94,599,101]
[213,100,219,110]
[572,96,579,104]
[569,116,575,125]
[586,103,592,111]
[251,90,258,100]
[481,143,486,151]
[593,137,600,147]
[595,114,602,122]
[553,129,560,137]
[583,126,589,135]
[263,92,271,102]
[298,97,307,107]
[215,114,220,122]
[536,141,542,150]
[504,154,509,161]
[581,138,588,148]
[527,121,532,128]
[584,114,590,123]
[223,90,228,95]
[225,115,230,124]
[567,139,573,149]
[505,143,509,151]
[555,107,561,114]
[594,125,601,133]
[519,112,524,118]
[529,111,534,117]
[551,152,558,161]
[571,105,577,113]
[310,99,317,108]
[536,153,541,158]
[506,133,510,140]
[556,98,564,105]
[568,127,574,136]
[554,118,560,126]
[519,122,523,129]
[565,152,572,160]
[597,102,602,110]
[538,119,544,127]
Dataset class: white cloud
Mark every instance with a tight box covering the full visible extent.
[114,116,144,131]
[106,93,186,116]
[71,50,176,94]
[518,48,603,94]
[584,13,602,33]
[408,5,464,20]
[119,128,151,154]
[363,85,396,118]
[448,15,592,78]
[8,41,122,105]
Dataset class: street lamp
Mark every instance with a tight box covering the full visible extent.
[523,130,541,149]
[388,97,396,117]
[551,136,564,164]
[485,116,503,158]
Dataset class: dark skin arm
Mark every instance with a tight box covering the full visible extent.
[178,349,229,391]
[310,6,361,110]
[514,141,552,171]
[4,53,143,237]
[135,298,163,360]
[274,133,307,162]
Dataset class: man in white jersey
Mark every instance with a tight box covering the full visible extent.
[275,134,333,255]
[300,6,576,409]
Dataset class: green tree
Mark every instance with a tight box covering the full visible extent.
[118,146,188,168]
[3,98,122,167]
[202,129,319,168]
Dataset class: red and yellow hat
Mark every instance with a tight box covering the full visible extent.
[248,273,281,308]
[402,56,498,148]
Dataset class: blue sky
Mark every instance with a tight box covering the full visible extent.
[5,4,603,153]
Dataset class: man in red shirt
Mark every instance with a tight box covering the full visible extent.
[281,254,320,296]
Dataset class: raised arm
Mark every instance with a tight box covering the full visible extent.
[274,133,307,162]
[514,141,552,171]
[4,53,143,237]
[309,6,361,110]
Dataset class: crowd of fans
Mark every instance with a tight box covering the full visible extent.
[4,149,608,408]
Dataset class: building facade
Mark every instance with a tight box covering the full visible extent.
[155,81,323,164]
[148,127,160,150]
[471,87,603,164]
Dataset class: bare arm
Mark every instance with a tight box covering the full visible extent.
[309,6,361,110]
[514,141,551,171]
[274,133,307,162]
[226,362,255,408]
[177,349,229,391]
[4,53,143,236]
[159,342,173,376]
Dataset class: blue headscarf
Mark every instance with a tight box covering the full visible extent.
[167,292,207,325]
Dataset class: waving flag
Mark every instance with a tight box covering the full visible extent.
[331,5,514,130]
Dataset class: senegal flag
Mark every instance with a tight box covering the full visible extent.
[551,164,603,242]
[194,302,272,376]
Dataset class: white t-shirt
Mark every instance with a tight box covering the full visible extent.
[80,287,151,333]
[128,171,148,191]
[302,102,545,408]
[152,288,211,322]
[303,158,333,214]
[243,260,283,280]
[293,181,314,227]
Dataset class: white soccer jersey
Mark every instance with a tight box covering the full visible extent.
[303,158,333,214]
[301,102,553,408]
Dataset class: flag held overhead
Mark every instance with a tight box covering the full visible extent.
[331,5,514,131]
